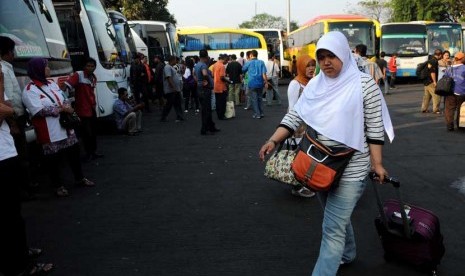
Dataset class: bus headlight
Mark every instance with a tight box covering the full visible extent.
[106,81,119,94]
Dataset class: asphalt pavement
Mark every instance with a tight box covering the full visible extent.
[20,83,465,276]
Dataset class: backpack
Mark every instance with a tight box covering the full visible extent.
[416,61,429,80]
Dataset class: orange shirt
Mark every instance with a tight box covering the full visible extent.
[213,62,226,93]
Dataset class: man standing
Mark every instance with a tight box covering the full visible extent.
[152,55,165,110]
[265,53,281,106]
[376,51,389,94]
[388,52,398,89]
[212,54,229,120]
[226,54,242,106]
[141,55,152,112]
[0,36,34,198]
[421,49,442,114]
[194,49,219,135]
[130,54,146,105]
[160,55,184,122]
[113,87,144,135]
[65,57,103,161]
[242,50,268,119]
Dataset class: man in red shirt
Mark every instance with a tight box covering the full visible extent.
[212,54,229,120]
[65,57,103,161]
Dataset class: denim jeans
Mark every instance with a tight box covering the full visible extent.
[250,87,264,117]
[312,177,367,276]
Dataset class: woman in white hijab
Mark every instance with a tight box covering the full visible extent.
[259,31,394,275]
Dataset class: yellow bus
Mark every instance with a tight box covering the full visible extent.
[177,28,268,64]
[286,14,381,61]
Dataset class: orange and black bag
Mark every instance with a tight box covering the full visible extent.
[291,125,355,191]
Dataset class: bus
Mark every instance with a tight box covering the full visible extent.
[250,28,290,77]
[381,22,463,78]
[287,14,381,61]
[177,28,268,64]
[0,0,73,142]
[129,20,181,65]
[53,0,127,118]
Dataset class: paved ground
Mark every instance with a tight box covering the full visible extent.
[19,83,465,276]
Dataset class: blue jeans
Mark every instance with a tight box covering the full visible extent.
[250,87,264,117]
[312,177,367,276]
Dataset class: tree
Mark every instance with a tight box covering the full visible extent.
[346,0,392,23]
[238,13,299,32]
[390,0,456,22]
[104,0,176,24]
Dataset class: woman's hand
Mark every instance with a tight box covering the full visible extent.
[371,164,388,183]
[60,105,74,114]
[259,140,276,161]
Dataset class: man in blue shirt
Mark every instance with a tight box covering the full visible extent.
[242,50,268,118]
[113,88,144,135]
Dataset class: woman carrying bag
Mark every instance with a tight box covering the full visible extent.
[22,58,94,197]
[259,32,394,275]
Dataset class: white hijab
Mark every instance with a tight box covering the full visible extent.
[294,31,394,152]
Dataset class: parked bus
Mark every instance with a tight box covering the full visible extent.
[177,28,268,64]
[0,0,73,142]
[381,22,463,77]
[129,20,181,65]
[250,28,290,77]
[53,0,126,118]
[287,14,381,61]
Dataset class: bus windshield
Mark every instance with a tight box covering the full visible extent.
[329,22,375,55]
[82,0,120,68]
[381,34,427,57]
[427,24,462,56]
[0,0,70,77]
[110,14,135,64]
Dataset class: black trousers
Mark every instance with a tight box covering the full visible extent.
[44,143,84,188]
[215,92,227,119]
[198,87,216,132]
[0,157,29,276]
[161,92,184,120]
[79,114,98,156]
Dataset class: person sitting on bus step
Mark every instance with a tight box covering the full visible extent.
[265,53,281,106]
[0,36,36,199]
[113,87,144,136]
[63,57,103,162]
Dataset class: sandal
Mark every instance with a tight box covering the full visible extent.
[28,248,42,258]
[27,263,54,275]
[291,186,315,198]
[55,186,69,197]
[76,178,95,187]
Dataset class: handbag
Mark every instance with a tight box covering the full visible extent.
[264,138,300,186]
[435,67,454,96]
[37,85,81,129]
[291,125,355,191]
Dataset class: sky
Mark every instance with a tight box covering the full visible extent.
[167,0,360,28]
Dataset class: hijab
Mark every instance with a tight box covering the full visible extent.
[294,31,394,152]
[294,55,315,86]
[27,57,48,84]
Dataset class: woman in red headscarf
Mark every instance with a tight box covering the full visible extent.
[22,58,94,197]
[286,55,317,198]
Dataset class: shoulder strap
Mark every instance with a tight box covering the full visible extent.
[34,84,55,104]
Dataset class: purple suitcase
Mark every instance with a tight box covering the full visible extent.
[370,173,445,275]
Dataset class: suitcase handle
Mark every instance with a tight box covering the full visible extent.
[369,172,412,239]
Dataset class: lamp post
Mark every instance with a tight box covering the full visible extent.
[286,0,290,34]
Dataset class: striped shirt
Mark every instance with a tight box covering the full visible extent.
[280,74,385,182]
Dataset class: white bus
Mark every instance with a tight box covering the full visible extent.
[177,28,268,64]
[381,22,463,78]
[0,0,73,142]
[53,0,127,118]
[129,20,181,65]
[250,28,290,77]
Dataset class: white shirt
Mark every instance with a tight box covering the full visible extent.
[0,94,18,161]
[265,60,280,79]
[0,60,24,116]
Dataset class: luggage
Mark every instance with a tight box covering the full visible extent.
[459,102,465,128]
[225,101,235,118]
[370,173,445,275]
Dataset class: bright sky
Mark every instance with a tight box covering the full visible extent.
[167,0,360,28]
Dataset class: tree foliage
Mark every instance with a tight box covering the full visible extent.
[389,0,461,22]
[104,0,176,24]
[238,13,299,32]
[346,0,392,23]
